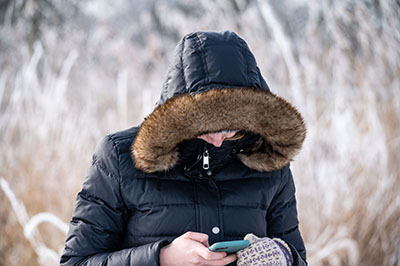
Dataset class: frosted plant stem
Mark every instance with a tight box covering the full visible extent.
[24,212,69,239]
[308,238,359,266]
[0,177,65,266]
[0,177,30,226]
[255,0,304,110]
[117,69,128,128]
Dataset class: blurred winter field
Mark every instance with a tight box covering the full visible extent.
[0,0,399,265]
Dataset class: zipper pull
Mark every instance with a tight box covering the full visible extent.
[203,150,210,170]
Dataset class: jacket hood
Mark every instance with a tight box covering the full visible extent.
[132,31,306,173]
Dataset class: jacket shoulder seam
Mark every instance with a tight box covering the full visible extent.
[105,135,129,209]
[106,135,122,180]
[277,166,288,197]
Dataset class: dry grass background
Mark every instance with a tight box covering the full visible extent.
[0,0,399,265]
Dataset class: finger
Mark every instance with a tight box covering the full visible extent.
[196,253,237,266]
[184,231,209,246]
[244,233,259,244]
[220,254,237,265]
[196,247,227,261]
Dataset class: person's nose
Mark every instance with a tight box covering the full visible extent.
[210,134,225,147]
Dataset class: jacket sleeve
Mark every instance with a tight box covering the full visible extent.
[266,166,307,266]
[60,136,170,266]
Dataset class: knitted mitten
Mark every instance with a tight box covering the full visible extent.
[236,233,293,266]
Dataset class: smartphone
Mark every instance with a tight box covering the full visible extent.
[209,240,250,253]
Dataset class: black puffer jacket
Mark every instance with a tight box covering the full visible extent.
[61,31,307,266]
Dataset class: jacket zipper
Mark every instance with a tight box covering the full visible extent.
[203,149,210,170]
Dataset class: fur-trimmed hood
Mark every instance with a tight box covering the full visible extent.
[132,31,306,173]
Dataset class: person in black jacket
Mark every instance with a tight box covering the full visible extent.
[61,31,307,266]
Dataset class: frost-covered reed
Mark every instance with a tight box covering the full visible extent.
[0,178,68,266]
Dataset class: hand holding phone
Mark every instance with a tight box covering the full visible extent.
[209,240,250,253]
[160,232,237,266]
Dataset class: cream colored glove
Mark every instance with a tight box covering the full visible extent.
[237,233,293,266]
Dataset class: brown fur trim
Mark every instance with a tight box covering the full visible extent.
[132,88,306,173]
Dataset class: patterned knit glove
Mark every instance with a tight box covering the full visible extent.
[237,233,293,266]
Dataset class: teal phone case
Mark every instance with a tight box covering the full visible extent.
[209,240,250,253]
